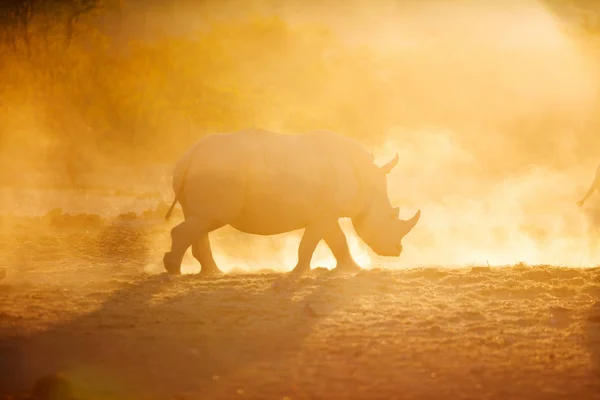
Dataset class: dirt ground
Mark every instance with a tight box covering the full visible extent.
[1,203,600,400]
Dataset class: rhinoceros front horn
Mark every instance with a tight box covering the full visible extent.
[380,153,399,175]
[400,209,421,236]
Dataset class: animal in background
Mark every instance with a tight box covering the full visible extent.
[163,129,421,276]
[577,163,600,207]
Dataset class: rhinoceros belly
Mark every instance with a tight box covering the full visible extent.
[228,135,334,235]
[229,168,331,235]
[180,130,350,235]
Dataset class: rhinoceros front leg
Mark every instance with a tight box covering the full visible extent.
[323,221,361,272]
[290,221,361,275]
[290,225,323,275]
[192,234,223,276]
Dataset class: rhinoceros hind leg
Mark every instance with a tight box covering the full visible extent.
[163,251,182,275]
[192,234,223,276]
[323,221,361,272]
[164,217,207,274]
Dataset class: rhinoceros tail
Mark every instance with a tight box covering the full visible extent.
[165,142,200,221]
[165,171,188,221]
[165,195,179,221]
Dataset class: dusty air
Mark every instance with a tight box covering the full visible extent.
[0,1,599,399]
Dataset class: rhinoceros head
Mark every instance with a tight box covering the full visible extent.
[351,153,421,257]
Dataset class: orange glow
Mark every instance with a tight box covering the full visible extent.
[0,0,599,275]
[3,2,600,399]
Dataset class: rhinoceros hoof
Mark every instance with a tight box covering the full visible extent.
[163,252,181,275]
[199,267,223,277]
[289,264,311,277]
[334,262,362,274]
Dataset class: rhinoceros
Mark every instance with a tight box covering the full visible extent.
[577,163,600,207]
[163,129,421,275]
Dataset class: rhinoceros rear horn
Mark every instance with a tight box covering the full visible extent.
[380,153,399,174]
[400,209,421,236]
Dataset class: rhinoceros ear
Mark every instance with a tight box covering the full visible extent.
[379,153,399,174]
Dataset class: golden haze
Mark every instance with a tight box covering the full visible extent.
[0,0,599,271]
[1,2,600,399]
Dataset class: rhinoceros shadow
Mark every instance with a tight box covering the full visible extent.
[0,269,362,399]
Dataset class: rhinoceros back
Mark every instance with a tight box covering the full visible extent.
[171,129,372,232]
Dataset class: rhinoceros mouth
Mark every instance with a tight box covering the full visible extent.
[351,207,420,257]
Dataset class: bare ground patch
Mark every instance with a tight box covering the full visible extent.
[0,212,599,399]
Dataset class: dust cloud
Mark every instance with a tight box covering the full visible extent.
[183,0,600,271]
[2,3,600,397]
[1,0,599,273]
